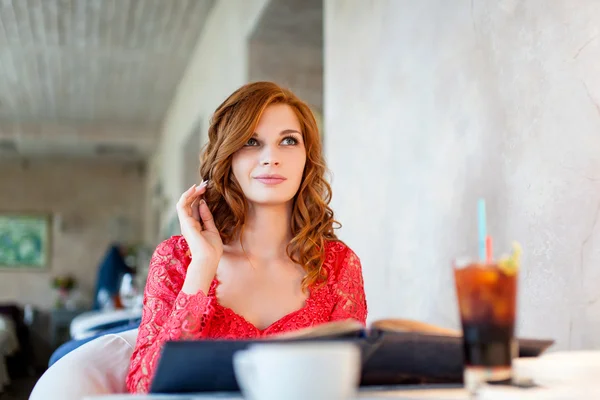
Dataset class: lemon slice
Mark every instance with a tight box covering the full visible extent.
[498,241,522,276]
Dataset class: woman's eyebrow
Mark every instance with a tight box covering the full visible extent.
[252,129,302,137]
[279,129,301,135]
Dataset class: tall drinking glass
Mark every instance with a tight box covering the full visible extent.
[453,245,520,394]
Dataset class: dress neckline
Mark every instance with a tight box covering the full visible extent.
[208,278,315,333]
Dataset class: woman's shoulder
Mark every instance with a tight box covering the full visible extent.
[324,239,359,256]
[324,239,349,254]
[323,240,360,277]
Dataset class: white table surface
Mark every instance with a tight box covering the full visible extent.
[87,351,600,400]
[85,384,600,400]
[70,308,142,340]
[86,386,468,400]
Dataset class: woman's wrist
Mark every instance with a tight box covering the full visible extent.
[181,261,217,295]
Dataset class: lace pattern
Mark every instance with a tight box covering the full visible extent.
[126,236,367,393]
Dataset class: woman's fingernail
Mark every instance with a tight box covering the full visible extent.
[201,180,208,186]
[199,199,206,205]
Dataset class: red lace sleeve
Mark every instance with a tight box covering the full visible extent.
[126,237,217,394]
[329,246,368,324]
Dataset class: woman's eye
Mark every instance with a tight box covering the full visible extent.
[281,136,298,146]
[245,138,259,146]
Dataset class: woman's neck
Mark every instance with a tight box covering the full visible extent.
[239,202,293,260]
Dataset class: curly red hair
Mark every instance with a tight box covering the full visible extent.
[199,81,340,290]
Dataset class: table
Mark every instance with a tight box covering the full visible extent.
[86,386,468,400]
[86,383,600,400]
[70,308,142,340]
[87,351,600,400]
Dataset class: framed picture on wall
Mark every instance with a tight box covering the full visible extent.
[0,213,51,270]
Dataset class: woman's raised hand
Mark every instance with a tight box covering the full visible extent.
[176,181,223,292]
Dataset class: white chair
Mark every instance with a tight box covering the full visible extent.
[30,328,138,400]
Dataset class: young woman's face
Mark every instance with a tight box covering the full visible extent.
[232,104,307,207]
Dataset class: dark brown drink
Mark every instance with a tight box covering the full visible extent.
[453,261,518,392]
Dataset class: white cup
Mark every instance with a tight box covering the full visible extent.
[233,341,360,400]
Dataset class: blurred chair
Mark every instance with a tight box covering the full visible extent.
[50,317,140,367]
[31,328,138,399]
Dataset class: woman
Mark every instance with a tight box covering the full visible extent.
[126,82,367,393]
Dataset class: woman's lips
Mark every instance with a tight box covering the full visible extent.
[254,175,287,185]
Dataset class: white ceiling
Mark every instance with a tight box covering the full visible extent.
[0,0,214,160]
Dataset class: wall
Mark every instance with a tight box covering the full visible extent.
[325,0,600,350]
[248,0,323,112]
[248,40,323,112]
[0,159,144,310]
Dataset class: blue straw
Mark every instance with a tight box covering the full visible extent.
[478,199,487,261]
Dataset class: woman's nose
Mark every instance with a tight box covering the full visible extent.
[260,145,280,166]
[261,158,280,166]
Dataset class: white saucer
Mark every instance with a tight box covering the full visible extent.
[514,351,600,387]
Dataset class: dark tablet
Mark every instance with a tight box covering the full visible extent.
[150,339,249,394]
[150,336,376,394]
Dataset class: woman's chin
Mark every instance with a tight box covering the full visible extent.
[247,195,296,207]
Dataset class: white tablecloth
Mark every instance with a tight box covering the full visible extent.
[0,315,19,393]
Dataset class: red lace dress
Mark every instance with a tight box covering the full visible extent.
[126,235,368,394]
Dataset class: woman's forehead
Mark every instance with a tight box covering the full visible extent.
[255,104,301,131]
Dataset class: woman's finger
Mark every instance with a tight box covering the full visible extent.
[191,197,200,222]
[184,181,207,206]
[179,182,207,214]
[177,184,195,204]
[198,199,218,234]
[182,213,202,232]
[177,184,198,213]
[176,193,189,219]
[197,179,208,193]
[177,181,209,230]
